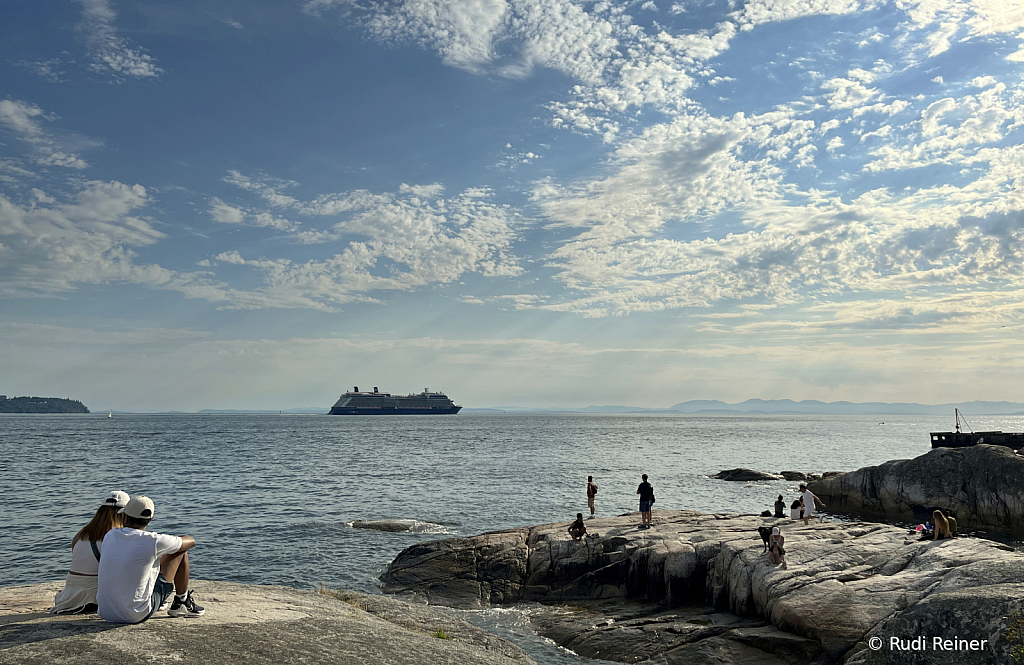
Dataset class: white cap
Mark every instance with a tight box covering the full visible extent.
[120,495,155,519]
[103,490,130,508]
[772,527,780,535]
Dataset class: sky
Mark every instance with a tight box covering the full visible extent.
[2,0,1024,411]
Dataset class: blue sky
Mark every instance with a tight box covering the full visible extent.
[2,0,1023,411]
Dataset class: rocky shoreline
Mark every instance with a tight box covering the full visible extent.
[381,510,1024,664]
[7,445,1024,664]
[808,443,1024,533]
[0,580,535,665]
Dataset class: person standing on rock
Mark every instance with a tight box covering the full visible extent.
[637,474,655,528]
[799,484,825,525]
[97,495,205,623]
[587,476,598,518]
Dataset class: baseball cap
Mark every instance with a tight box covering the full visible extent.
[121,495,155,519]
[103,490,130,508]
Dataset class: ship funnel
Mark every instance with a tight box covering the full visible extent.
[353,386,359,392]
[373,387,378,393]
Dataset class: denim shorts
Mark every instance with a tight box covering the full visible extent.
[640,500,652,512]
[139,574,175,623]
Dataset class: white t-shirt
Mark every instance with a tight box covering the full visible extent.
[69,538,102,575]
[97,527,183,623]
[801,490,816,516]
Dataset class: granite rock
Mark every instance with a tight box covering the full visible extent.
[807,444,1024,531]
[381,511,1024,663]
[713,469,786,481]
[0,580,535,665]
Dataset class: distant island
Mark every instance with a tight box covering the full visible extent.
[0,395,90,414]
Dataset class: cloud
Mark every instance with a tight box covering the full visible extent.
[209,197,298,232]
[864,81,1024,171]
[366,0,510,72]
[0,180,223,299]
[732,0,876,31]
[14,59,69,83]
[206,176,523,309]
[0,100,88,170]
[74,0,162,79]
[821,76,881,109]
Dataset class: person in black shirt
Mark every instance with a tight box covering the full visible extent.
[774,495,786,518]
[636,474,655,529]
[568,513,587,540]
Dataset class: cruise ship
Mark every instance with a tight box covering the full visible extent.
[327,387,462,415]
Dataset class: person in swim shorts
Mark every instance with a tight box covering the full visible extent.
[97,495,205,623]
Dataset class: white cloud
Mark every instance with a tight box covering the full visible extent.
[821,77,881,109]
[74,0,162,79]
[209,197,246,225]
[733,0,876,31]
[0,181,215,299]
[208,176,523,309]
[865,82,1024,171]
[0,100,88,170]
[826,136,844,153]
[365,0,510,72]
[14,59,69,83]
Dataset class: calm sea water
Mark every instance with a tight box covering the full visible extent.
[3,412,1020,662]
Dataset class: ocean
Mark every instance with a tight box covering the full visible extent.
[4,412,1021,663]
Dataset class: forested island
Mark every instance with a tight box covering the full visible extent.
[0,395,90,413]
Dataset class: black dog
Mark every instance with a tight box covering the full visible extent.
[757,526,773,552]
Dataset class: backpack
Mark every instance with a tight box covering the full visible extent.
[592,483,598,495]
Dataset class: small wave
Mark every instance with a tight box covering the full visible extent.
[348,519,450,534]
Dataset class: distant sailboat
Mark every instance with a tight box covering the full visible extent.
[108,410,112,418]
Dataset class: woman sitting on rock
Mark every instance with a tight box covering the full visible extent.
[51,491,129,614]
[932,510,953,540]
[768,527,787,568]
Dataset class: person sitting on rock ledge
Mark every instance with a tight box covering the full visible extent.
[50,491,129,615]
[773,495,786,518]
[568,513,588,540]
[932,510,953,541]
[768,526,787,568]
[97,495,205,623]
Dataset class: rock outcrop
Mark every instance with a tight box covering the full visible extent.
[807,444,1024,532]
[713,468,785,481]
[381,511,1024,664]
[779,471,821,482]
[0,580,535,665]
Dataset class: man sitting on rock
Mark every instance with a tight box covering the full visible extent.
[97,495,205,623]
[568,513,588,540]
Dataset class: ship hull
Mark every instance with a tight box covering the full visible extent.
[328,406,462,415]
[930,431,1024,449]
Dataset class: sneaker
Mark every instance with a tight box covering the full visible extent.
[167,590,205,617]
[158,598,171,611]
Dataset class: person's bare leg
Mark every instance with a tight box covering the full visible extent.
[160,551,190,594]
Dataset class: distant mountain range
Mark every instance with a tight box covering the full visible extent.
[464,400,1024,415]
